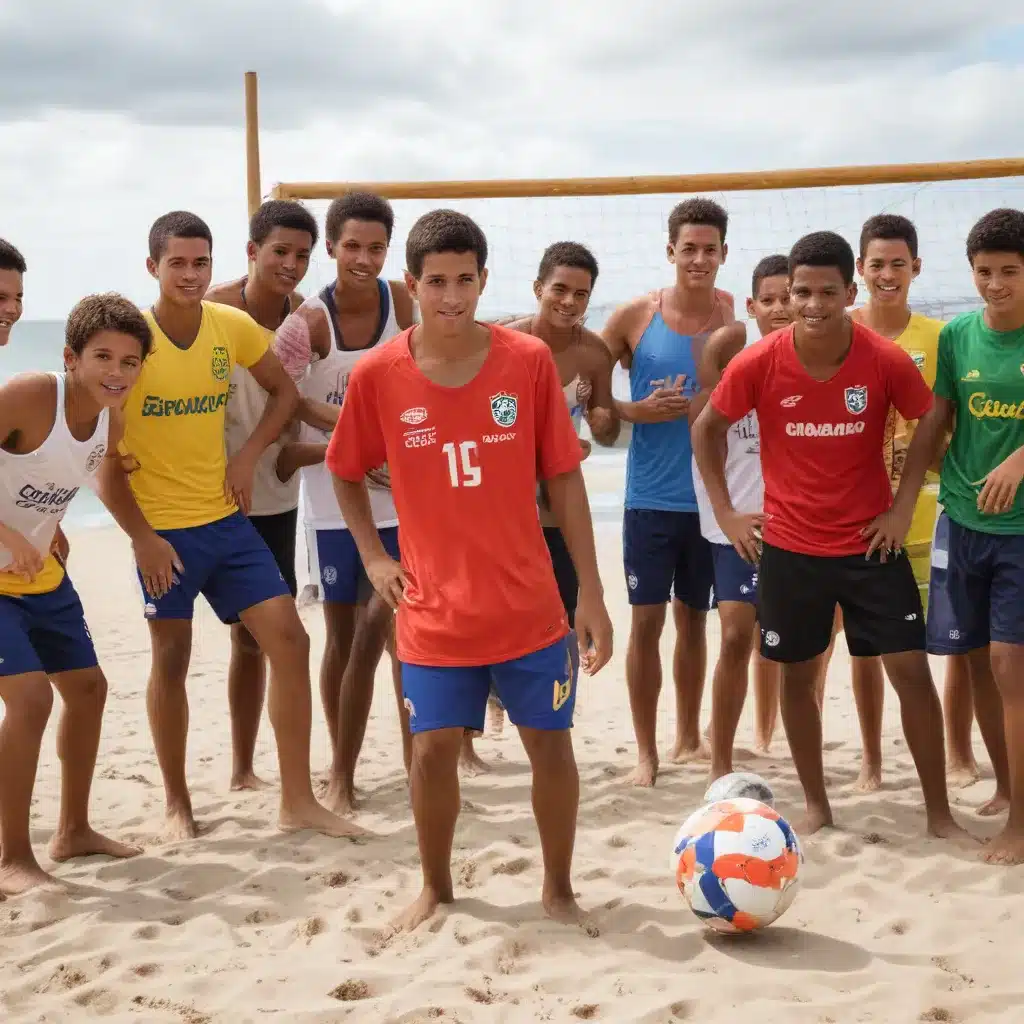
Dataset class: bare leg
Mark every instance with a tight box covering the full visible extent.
[980,642,1024,864]
[240,596,363,838]
[227,622,270,791]
[944,654,980,788]
[814,609,841,713]
[966,646,1011,816]
[668,600,709,762]
[325,594,393,814]
[391,639,412,777]
[485,695,505,737]
[320,601,357,763]
[0,673,59,894]
[459,730,491,776]
[146,620,199,841]
[753,650,780,753]
[879,650,967,839]
[851,656,885,792]
[391,727,461,932]
[625,603,667,786]
[518,726,585,925]
[708,602,756,782]
[48,668,142,862]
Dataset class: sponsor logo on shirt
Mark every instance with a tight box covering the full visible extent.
[785,421,867,437]
[844,385,868,415]
[780,395,803,408]
[15,482,79,515]
[967,392,1024,421]
[909,350,926,371]
[404,426,437,448]
[400,406,428,425]
[85,444,107,473]
[962,369,980,380]
[483,433,516,444]
[490,391,518,428]
[211,345,230,383]
[141,393,229,417]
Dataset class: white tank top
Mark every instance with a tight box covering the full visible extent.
[693,324,763,545]
[0,373,110,564]
[564,375,584,435]
[300,280,401,530]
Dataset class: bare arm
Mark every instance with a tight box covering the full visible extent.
[688,322,746,426]
[276,441,328,483]
[601,302,639,420]
[580,333,620,446]
[390,280,418,330]
[298,399,339,433]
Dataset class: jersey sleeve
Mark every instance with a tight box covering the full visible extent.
[933,322,957,402]
[325,361,387,482]
[709,342,762,423]
[534,347,584,480]
[232,310,271,370]
[887,344,934,421]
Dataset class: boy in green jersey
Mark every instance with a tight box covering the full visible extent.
[870,208,1024,865]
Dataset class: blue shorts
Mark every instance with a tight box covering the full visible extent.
[927,513,1024,653]
[315,527,400,604]
[623,508,715,608]
[0,575,98,678]
[711,543,758,605]
[139,511,290,624]
[401,637,574,734]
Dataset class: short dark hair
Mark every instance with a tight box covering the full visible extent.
[751,254,789,298]
[966,208,1024,264]
[0,238,26,274]
[859,213,918,260]
[788,231,856,286]
[667,197,728,245]
[148,211,213,262]
[325,191,394,244]
[537,241,599,287]
[249,199,319,248]
[405,209,488,279]
[65,293,153,359]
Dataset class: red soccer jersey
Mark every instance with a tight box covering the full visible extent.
[710,322,933,556]
[326,324,583,666]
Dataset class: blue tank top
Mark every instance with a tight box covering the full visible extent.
[625,302,707,512]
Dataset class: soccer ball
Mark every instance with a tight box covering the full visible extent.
[703,771,776,808]
[671,798,803,933]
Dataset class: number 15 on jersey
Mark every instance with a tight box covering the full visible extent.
[442,441,481,488]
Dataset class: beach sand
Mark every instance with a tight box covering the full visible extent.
[1,456,1022,1022]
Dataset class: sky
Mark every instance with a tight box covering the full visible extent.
[1,1,1023,319]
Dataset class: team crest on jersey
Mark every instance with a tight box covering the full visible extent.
[400,406,428,425]
[85,444,106,473]
[844,385,868,415]
[490,391,518,428]
[909,350,926,370]
[211,345,230,383]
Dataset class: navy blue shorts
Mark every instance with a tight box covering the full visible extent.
[623,508,715,608]
[315,527,400,604]
[139,511,290,624]
[927,514,1024,653]
[402,637,574,734]
[711,543,758,605]
[0,574,98,678]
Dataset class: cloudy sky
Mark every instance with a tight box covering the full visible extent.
[2,0,1023,319]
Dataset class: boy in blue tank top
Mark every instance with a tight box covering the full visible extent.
[602,198,735,786]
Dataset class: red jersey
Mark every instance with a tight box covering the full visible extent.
[326,324,583,666]
[710,322,933,557]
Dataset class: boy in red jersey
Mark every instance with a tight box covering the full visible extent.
[692,231,964,840]
[327,209,613,932]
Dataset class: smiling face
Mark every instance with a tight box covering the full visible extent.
[404,251,487,339]
[534,265,593,331]
[789,264,858,343]
[328,218,389,292]
[857,238,920,309]
[65,329,145,408]
[147,236,213,309]
[668,224,726,291]
[248,226,313,297]
[0,267,24,346]
[746,274,792,337]
[971,250,1024,326]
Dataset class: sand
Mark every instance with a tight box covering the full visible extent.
[1,453,1022,1024]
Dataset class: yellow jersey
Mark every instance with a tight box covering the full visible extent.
[121,302,269,531]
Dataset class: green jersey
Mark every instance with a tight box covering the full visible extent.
[935,310,1024,534]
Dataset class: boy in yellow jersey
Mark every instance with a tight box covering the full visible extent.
[0,294,149,894]
[97,211,356,842]
[206,199,318,793]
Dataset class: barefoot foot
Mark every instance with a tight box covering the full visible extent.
[796,802,834,836]
[946,760,981,790]
[753,736,772,755]
[626,759,658,788]
[389,886,453,933]
[162,805,200,843]
[279,800,368,840]
[926,813,978,845]
[543,888,598,935]
[230,771,273,793]
[459,746,491,777]
[322,778,359,817]
[667,738,711,764]
[852,763,882,794]
[977,789,1010,817]
[0,860,64,896]
[49,828,143,863]
[980,827,1024,865]
[485,699,505,738]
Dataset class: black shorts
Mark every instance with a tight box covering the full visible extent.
[543,527,578,629]
[757,542,925,663]
[249,508,298,598]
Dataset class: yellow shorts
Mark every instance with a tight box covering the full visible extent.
[903,484,939,600]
